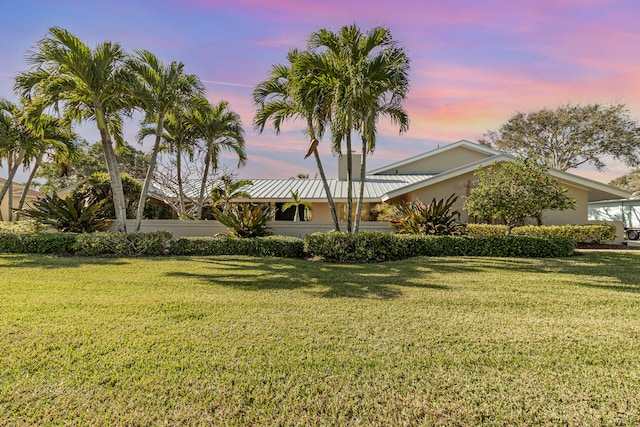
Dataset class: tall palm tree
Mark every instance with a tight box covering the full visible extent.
[15,26,136,231]
[189,99,246,219]
[0,99,30,220]
[128,50,205,231]
[253,49,341,231]
[308,25,410,233]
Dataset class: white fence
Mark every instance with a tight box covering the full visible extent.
[113,220,394,238]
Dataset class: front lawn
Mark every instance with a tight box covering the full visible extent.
[1,253,639,425]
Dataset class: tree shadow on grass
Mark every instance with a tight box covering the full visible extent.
[164,257,450,299]
[0,254,130,269]
[164,251,640,298]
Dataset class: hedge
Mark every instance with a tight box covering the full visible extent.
[74,231,172,256]
[304,231,575,263]
[465,223,617,243]
[169,235,305,258]
[0,232,78,254]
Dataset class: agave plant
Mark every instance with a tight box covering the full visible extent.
[19,192,110,233]
[389,194,464,236]
[213,203,275,238]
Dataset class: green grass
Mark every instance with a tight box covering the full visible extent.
[1,252,639,425]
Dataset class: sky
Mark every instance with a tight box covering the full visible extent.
[1,0,640,185]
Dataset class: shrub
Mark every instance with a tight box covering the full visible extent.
[304,231,575,263]
[511,224,616,243]
[19,192,110,232]
[74,231,172,256]
[389,195,463,235]
[0,220,46,233]
[0,232,78,254]
[213,204,275,238]
[169,235,305,258]
[464,224,509,236]
[464,224,616,243]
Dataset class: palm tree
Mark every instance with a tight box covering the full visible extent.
[253,49,340,230]
[0,99,30,220]
[15,26,136,231]
[282,190,312,221]
[128,50,205,231]
[307,25,410,233]
[16,113,79,212]
[189,99,246,219]
[210,173,253,214]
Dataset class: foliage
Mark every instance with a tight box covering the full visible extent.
[19,192,110,233]
[213,203,275,238]
[303,231,574,262]
[464,159,576,232]
[0,232,78,254]
[74,231,172,256]
[281,190,312,221]
[371,202,402,221]
[16,26,138,232]
[307,25,410,233]
[36,141,151,195]
[77,172,142,219]
[0,220,46,233]
[511,224,617,243]
[480,103,640,171]
[465,223,616,243]
[169,235,305,257]
[609,169,640,194]
[389,195,463,235]
[210,173,253,214]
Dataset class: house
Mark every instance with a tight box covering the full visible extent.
[0,178,45,221]
[239,140,631,225]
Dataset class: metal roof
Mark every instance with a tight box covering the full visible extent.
[239,174,435,202]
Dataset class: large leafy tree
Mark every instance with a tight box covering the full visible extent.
[36,140,150,195]
[480,103,640,171]
[308,25,410,233]
[128,50,204,231]
[16,26,137,231]
[610,170,640,194]
[189,99,246,219]
[253,49,340,230]
[463,158,576,233]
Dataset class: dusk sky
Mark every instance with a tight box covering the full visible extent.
[1,0,639,184]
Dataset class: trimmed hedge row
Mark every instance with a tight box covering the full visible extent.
[465,223,617,243]
[169,235,306,258]
[0,230,575,261]
[303,231,575,263]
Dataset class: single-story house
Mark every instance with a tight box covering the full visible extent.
[238,139,631,225]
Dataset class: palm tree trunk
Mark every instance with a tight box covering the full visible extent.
[134,116,164,231]
[312,148,340,231]
[0,150,26,221]
[346,113,354,233]
[354,138,367,233]
[176,150,186,216]
[196,148,211,219]
[17,153,43,212]
[95,108,127,232]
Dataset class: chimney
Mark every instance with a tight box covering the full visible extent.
[338,153,362,180]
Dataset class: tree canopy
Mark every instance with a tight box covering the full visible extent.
[480,103,640,171]
[463,158,576,232]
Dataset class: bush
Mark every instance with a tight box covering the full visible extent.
[213,204,275,238]
[0,220,46,233]
[169,235,305,258]
[0,232,78,254]
[389,195,464,235]
[19,192,110,232]
[511,224,616,243]
[465,224,509,236]
[74,231,172,256]
[304,231,575,263]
